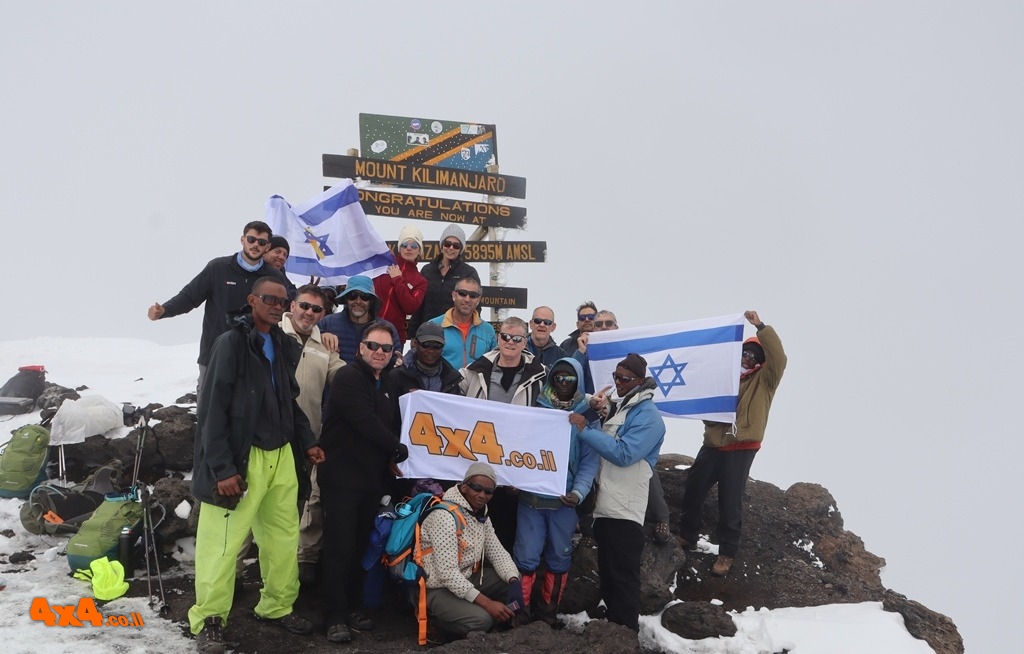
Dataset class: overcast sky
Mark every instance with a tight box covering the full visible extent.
[3,3,1021,651]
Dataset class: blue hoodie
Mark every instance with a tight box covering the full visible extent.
[528,357,600,501]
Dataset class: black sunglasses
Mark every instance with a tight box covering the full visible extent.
[441,240,463,250]
[577,314,596,321]
[455,289,481,299]
[256,294,290,308]
[363,341,394,353]
[346,291,373,302]
[418,341,443,351]
[296,301,324,314]
[595,320,616,328]
[532,318,553,326]
[499,332,526,344]
[464,481,495,495]
[245,235,270,246]
[613,373,638,384]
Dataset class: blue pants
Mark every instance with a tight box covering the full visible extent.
[512,501,577,573]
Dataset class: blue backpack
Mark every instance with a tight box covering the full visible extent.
[383,492,467,646]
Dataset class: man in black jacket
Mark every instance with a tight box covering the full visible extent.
[390,322,464,397]
[188,276,325,654]
[318,321,409,644]
[148,221,285,404]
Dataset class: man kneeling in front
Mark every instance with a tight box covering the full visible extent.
[420,462,524,639]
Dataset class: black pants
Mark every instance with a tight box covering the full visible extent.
[319,486,380,627]
[593,517,644,631]
[678,446,757,557]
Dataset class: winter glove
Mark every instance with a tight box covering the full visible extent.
[394,443,409,463]
[90,556,129,601]
[505,578,524,611]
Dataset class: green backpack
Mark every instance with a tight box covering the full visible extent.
[66,498,145,572]
[0,424,50,499]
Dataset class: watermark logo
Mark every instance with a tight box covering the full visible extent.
[30,597,145,627]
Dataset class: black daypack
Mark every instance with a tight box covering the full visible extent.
[0,365,46,401]
[19,460,124,536]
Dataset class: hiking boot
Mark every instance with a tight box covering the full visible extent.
[298,562,317,587]
[653,521,670,544]
[196,617,225,654]
[256,611,314,635]
[711,555,734,577]
[346,611,375,631]
[326,623,352,643]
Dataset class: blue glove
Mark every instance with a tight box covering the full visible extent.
[506,578,524,610]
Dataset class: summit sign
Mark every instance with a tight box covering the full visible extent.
[323,154,527,199]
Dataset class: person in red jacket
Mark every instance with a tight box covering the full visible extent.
[373,224,427,343]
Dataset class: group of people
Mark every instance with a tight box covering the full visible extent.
[148,221,786,652]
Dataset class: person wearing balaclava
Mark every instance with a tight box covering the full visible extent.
[569,352,665,632]
[678,310,787,578]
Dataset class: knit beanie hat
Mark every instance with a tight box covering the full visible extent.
[463,462,497,484]
[397,224,424,253]
[268,235,290,253]
[618,353,647,379]
[439,224,467,248]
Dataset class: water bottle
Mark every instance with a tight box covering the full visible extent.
[397,502,413,517]
[118,527,133,577]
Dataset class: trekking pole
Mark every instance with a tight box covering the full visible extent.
[130,408,152,495]
[139,484,168,615]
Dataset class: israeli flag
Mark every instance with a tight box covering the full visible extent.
[587,314,746,422]
[265,180,395,284]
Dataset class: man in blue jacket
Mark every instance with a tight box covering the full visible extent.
[569,353,665,632]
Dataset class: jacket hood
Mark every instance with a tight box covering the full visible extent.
[539,356,588,411]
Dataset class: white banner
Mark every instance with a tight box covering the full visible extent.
[398,391,570,497]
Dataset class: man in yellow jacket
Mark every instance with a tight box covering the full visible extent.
[678,310,787,577]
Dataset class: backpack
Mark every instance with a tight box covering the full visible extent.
[19,461,124,536]
[0,365,46,402]
[66,497,145,572]
[383,492,468,646]
[0,424,50,499]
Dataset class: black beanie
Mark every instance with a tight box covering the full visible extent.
[269,235,290,253]
[618,353,647,379]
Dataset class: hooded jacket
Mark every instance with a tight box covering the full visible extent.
[702,324,787,448]
[373,257,427,342]
[459,350,546,407]
[420,484,520,601]
[191,310,315,506]
[522,357,600,504]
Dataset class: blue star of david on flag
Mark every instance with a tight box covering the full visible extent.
[650,354,687,397]
[303,226,334,260]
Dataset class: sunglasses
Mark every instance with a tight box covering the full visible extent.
[742,350,757,360]
[553,374,578,384]
[399,241,420,250]
[577,314,596,321]
[346,291,373,302]
[455,289,481,299]
[498,332,526,344]
[441,240,463,250]
[595,320,616,328]
[296,301,324,314]
[245,235,270,247]
[418,341,443,351]
[613,373,638,384]
[256,294,290,308]
[532,318,553,326]
[363,341,395,353]
[464,481,495,495]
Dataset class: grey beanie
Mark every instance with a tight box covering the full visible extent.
[462,462,497,484]
[439,224,467,248]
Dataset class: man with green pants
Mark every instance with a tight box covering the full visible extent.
[188,276,326,654]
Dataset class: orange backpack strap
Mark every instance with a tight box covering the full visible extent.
[417,576,429,645]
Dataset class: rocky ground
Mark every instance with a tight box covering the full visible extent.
[30,396,965,653]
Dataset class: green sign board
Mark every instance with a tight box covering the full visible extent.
[360,113,498,173]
